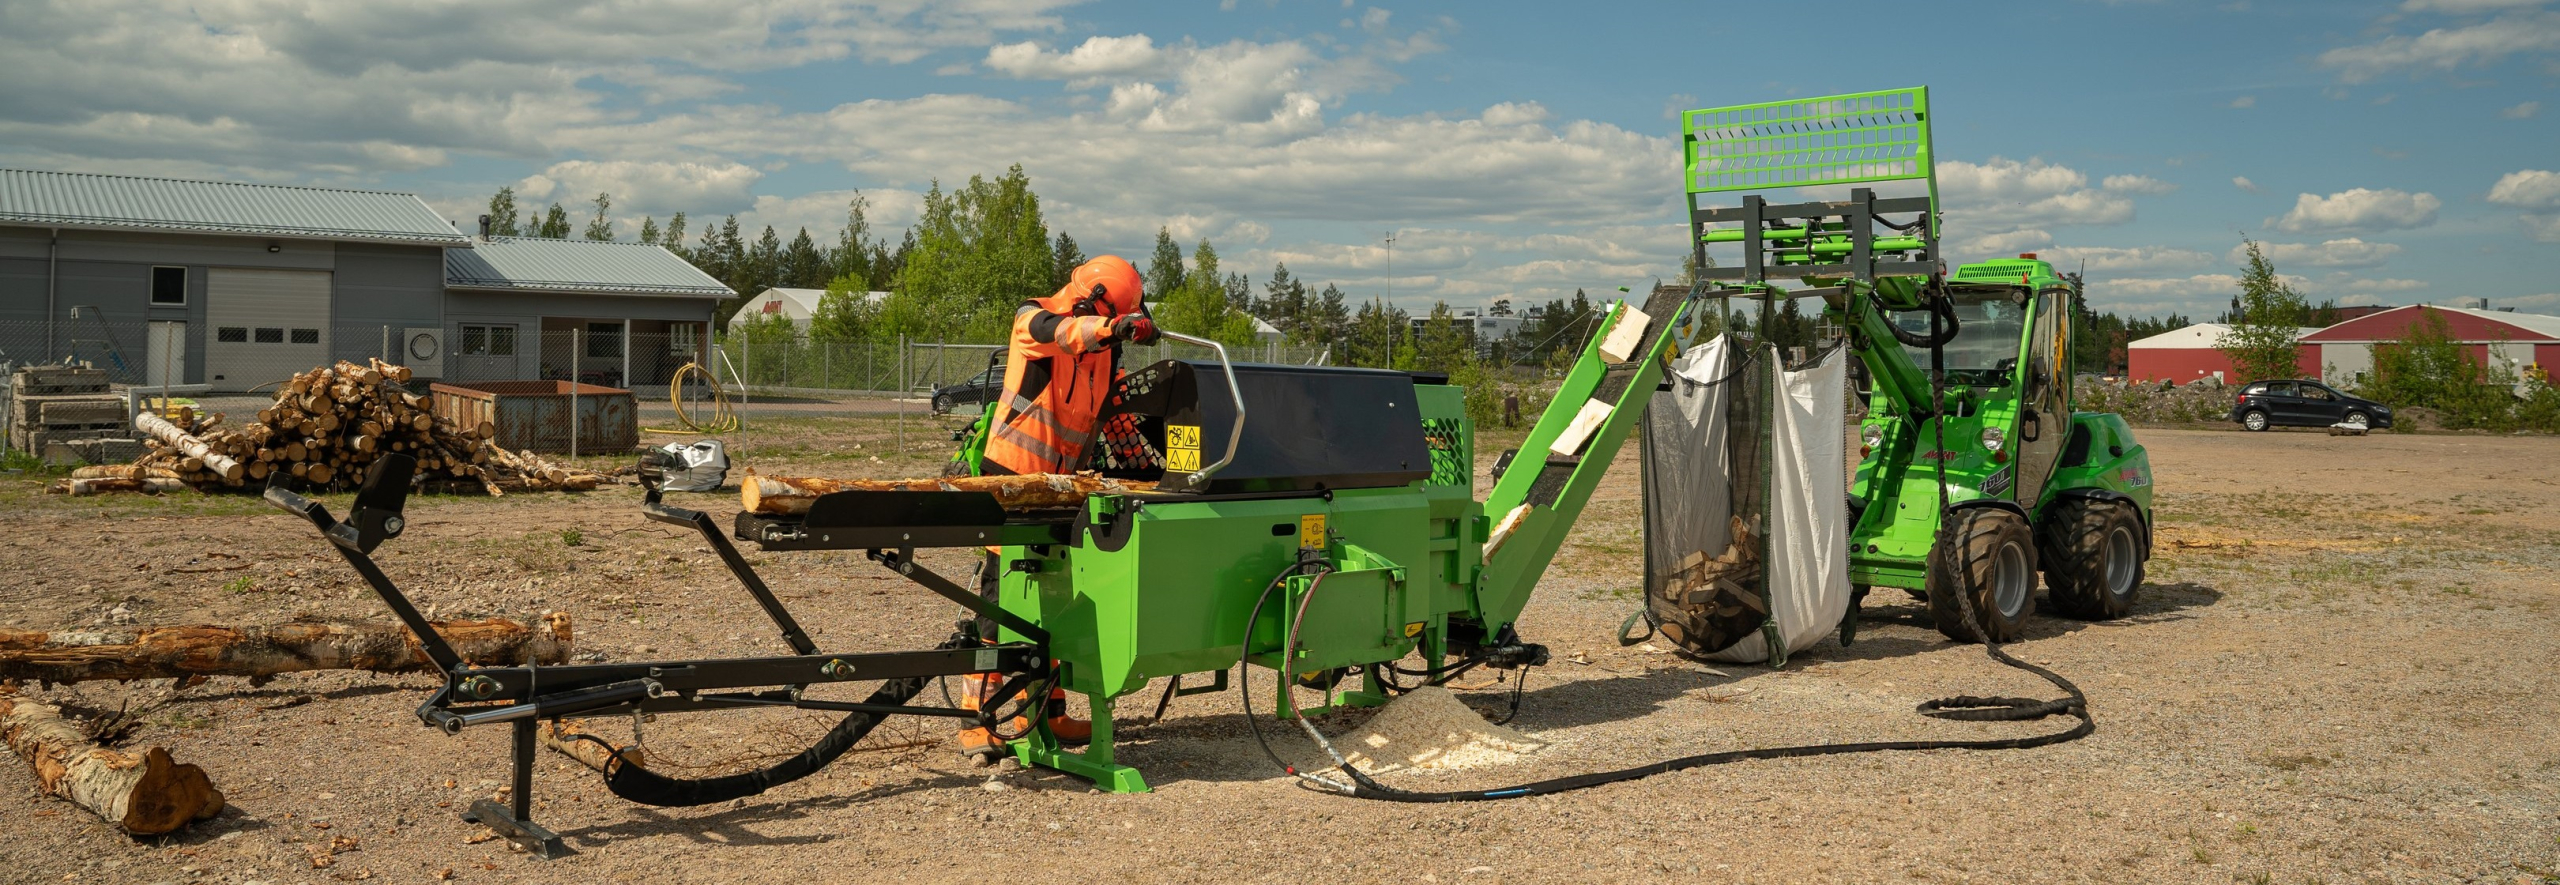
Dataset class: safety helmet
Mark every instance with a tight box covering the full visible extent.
[1071,255,1145,317]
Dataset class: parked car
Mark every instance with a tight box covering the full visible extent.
[930,354,1006,415]
[2229,379,2393,431]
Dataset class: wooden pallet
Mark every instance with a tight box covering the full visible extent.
[8,366,112,397]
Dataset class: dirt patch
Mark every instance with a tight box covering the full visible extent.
[0,425,2555,884]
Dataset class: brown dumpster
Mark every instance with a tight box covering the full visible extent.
[430,381,636,454]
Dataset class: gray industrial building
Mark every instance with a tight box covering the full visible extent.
[0,168,729,392]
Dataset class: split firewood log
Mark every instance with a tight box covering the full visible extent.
[0,614,573,685]
[0,691,224,834]
[741,471,1157,516]
[134,413,244,482]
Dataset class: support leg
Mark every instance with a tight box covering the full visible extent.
[1015,694,1148,793]
[462,719,574,860]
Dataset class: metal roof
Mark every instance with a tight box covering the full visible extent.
[0,168,469,245]
[445,236,732,298]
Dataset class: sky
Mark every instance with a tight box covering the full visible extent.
[2,0,2555,321]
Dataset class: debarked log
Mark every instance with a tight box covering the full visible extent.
[740,471,1157,516]
[0,692,225,834]
[0,614,573,684]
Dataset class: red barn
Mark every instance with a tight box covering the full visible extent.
[2126,323,2321,385]
[2302,305,2560,387]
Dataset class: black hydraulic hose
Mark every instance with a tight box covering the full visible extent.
[1241,559,1339,787]
[1877,288,1961,349]
[1283,284,2092,803]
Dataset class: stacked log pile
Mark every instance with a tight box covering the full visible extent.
[58,359,606,495]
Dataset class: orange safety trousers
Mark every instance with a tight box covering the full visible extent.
[984,290,1118,476]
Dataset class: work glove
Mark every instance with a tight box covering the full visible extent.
[1112,314,1160,345]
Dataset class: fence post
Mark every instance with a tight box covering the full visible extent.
[896,335,906,453]
[570,328,581,460]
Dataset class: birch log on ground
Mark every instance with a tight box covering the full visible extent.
[0,614,572,684]
[0,692,225,834]
[540,719,647,774]
[134,413,244,482]
[740,471,1158,516]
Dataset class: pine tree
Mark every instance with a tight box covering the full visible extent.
[1051,233,1084,289]
[1416,301,1474,373]
[1261,263,1308,340]
[485,187,523,237]
[1147,228,1186,298]
[829,194,876,291]
[638,216,661,246]
[662,213,689,260]
[582,193,615,241]
[1225,271,1252,314]
[537,203,571,239]
[1311,283,1349,346]
[783,227,827,288]
[746,226,784,294]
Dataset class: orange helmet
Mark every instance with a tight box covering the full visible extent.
[1071,255,1145,317]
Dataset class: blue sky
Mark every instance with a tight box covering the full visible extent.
[3,0,2553,319]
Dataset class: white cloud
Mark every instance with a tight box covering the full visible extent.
[985,34,1166,81]
[2271,188,2441,232]
[2229,95,2257,108]
[1936,157,2138,232]
[2502,100,2542,118]
[518,160,764,215]
[2102,174,2178,195]
[2234,238,2404,269]
[2317,10,2560,82]
[2041,245,2218,274]
[2232,176,2260,192]
[2487,169,2560,208]
[2400,0,2549,13]
[2521,213,2560,242]
[2103,274,2242,299]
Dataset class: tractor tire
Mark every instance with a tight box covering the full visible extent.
[2041,498,2145,620]
[2240,409,2270,431]
[1925,508,2037,643]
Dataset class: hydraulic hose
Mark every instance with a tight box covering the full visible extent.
[1877,287,1961,350]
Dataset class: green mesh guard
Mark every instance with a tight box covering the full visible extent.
[1682,87,1933,197]
[1421,418,1467,487]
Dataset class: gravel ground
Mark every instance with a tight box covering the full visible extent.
[2,421,2555,885]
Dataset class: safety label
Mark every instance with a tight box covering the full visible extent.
[1299,513,1327,549]
[1167,424,1202,471]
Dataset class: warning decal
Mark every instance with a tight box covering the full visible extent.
[1166,424,1202,472]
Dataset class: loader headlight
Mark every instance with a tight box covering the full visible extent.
[1979,425,2006,452]
[1860,424,1884,450]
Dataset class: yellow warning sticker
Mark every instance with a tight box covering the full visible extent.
[1298,513,1327,549]
[1402,621,1425,638]
[1166,424,1201,472]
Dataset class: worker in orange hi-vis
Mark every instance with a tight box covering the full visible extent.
[957,254,1158,765]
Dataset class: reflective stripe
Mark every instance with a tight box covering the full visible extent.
[1008,394,1089,444]
[991,421,1065,467]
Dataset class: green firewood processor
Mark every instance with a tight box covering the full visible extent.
[259,87,2151,858]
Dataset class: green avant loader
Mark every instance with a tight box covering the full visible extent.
[251,86,2139,858]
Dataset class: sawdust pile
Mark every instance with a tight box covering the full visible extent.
[1335,686,1549,773]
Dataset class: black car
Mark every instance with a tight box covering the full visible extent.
[929,354,1006,415]
[2230,379,2394,431]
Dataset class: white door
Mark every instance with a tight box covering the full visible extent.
[2324,343,2373,387]
[206,268,331,391]
[146,321,188,388]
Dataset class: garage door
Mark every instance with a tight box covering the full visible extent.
[207,268,331,392]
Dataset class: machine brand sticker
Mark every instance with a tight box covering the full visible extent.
[1299,513,1328,549]
[1402,621,1425,638]
[1982,466,2013,496]
[1166,424,1202,472]
[2120,467,2149,487]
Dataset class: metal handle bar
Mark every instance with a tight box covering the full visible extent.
[1153,329,1244,491]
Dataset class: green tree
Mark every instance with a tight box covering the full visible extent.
[661,213,690,261]
[485,187,523,237]
[1154,238,1258,346]
[1345,298,1412,368]
[1225,271,1252,314]
[637,215,661,246]
[1308,282,1350,346]
[809,273,880,343]
[829,194,878,291]
[2360,307,2515,429]
[1259,263,1307,340]
[1415,301,1475,374]
[885,165,1055,340]
[1146,228,1186,298]
[582,193,615,241]
[745,225,784,293]
[2216,238,2310,384]
[536,203,571,239]
[1051,232,1084,289]
[782,227,827,288]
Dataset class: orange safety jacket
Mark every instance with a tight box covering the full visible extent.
[984,288,1122,475]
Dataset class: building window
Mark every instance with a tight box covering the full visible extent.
[668,322,702,356]
[290,328,319,344]
[460,324,517,357]
[150,266,186,305]
[254,328,284,343]
[586,322,624,359]
[217,327,248,342]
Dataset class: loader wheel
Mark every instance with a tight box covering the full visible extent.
[2041,499,2144,620]
[1926,509,2035,643]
